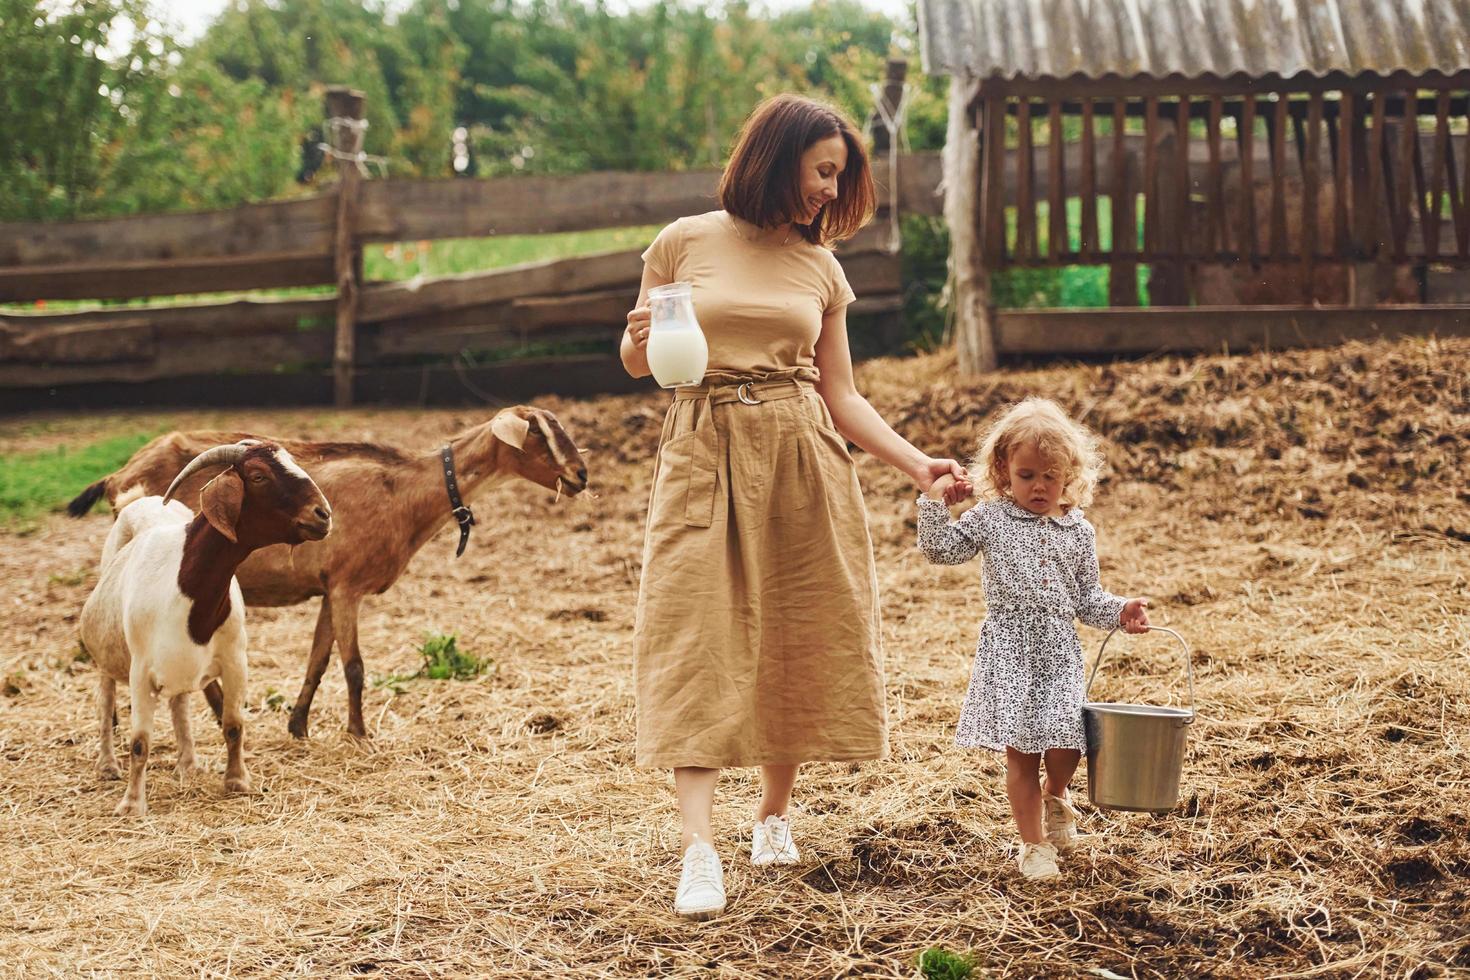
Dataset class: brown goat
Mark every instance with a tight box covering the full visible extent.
[69,406,588,738]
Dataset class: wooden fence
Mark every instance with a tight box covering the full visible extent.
[0,104,942,412]
[13,76,1470,412]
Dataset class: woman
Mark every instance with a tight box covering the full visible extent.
[621,93,968,920]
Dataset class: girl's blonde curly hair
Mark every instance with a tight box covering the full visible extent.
[970,397,1105,510]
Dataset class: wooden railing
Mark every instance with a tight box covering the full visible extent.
[0,146,944,410]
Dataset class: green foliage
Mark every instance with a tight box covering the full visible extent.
[0,431,158,527]
[376,632,489,692]
[417,633,486,680]
[993,265,1150,309]
[2,0,917,217]
[899,214,950,353]
[0,0,180,219]
[193,0,466,178]
[919,946,978,980]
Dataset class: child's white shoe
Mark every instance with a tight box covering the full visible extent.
[674,837,726,920]
[1042,789,1082,851]
[1017,841,1061,880]
[751,813,800,866]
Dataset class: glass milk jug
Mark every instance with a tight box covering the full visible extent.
[645,281,709,389]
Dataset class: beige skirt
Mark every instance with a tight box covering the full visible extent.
[633,368,889,768]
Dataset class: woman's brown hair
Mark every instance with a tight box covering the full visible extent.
[718,93,875,247]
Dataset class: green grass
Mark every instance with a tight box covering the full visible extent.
[361,226,659,281]
[0,432,159,528]
[919,947,979,980]
[374,632,490,693]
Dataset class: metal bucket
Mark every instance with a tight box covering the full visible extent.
[1083,626,1195,814]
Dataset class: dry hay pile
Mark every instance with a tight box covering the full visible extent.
[0,336,1465,978]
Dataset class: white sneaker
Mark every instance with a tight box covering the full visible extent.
[674,838,726,920]
[751,813,800,867]
[1017,840,1061,880]
[1042,789,1083,851]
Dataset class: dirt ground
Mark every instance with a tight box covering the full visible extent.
[1,337,1466,978]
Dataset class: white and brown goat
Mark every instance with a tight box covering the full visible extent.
[70,406,587,739]
[79,442,332,816]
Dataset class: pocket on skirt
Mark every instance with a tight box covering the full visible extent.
[651,429,717,529]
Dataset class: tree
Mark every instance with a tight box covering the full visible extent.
[2,0,926,218]
[0,0,176,219]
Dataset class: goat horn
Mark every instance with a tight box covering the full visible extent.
[162,443,252,503]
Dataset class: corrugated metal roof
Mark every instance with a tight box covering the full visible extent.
[918,0,1470,80]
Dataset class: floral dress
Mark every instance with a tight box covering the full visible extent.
[916,497,1127,753]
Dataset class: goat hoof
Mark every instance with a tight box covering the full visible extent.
[287,718,309,739]
[114,796,146,818]
[175,761,202,780]
[224,775,252,795]
[97,761,121,781]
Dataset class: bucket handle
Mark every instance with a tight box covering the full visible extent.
[1085,625,1195,722]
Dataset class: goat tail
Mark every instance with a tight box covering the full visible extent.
[66,480,107,518]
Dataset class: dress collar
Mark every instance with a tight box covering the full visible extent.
[999,498,1083,527]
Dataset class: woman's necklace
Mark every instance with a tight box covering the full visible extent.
[729,213,794,247]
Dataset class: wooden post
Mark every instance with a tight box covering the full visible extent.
[868,57,908,345]
[869,58,908,154]
[1302,93,1323,302]
[953,77,999,375]
[1366,91,1388,258]
[1080,98,1098,259]
[1110,99,1139,306]
[1239,96,1258,262]
[982,89,1008,267]
[972,87,1005,373]
[1143,96,1160,257]
[1269,95,1288,260]
[1206,95,1228,256]
[1425,91,1451,261]
[1393,87,1416,262]
[1461,97,1470,258]
[1047,99,1066,260]
[1016,99,1036,261]
[1335,90,1355,258]
[327,86,366,408]
[1149,100,1189,306]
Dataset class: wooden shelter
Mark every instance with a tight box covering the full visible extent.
[918,0,1470,372]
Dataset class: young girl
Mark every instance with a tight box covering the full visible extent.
[917,397,1150,880]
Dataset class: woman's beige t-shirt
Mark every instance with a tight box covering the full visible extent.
[641,210,857,375]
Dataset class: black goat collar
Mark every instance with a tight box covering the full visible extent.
[441,445,477,558]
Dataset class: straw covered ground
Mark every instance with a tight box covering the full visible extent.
[1,335,1466,978]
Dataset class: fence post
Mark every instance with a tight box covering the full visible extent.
[954,80,999,375]
[326,86,366,408]
[869,58,907,154]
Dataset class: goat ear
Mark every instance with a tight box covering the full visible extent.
[490,412,530,451]
[199,470,244,543]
